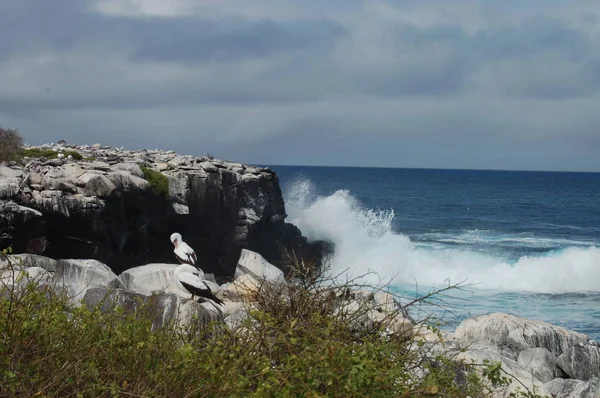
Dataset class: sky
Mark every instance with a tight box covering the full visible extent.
[1,0,600,172]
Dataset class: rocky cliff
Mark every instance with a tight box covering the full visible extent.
[0,143,329,278]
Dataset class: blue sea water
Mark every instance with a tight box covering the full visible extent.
[272,166,600,340]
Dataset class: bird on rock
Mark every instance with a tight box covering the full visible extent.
[170,232,197,266]
[173,262,224,306]
[169,232,223,306]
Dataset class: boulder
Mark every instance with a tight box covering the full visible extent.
[85,175,117,199]
[544,377,600,398]
[455,313,590,359]
[224,307,250,331]
[83,288,218,330]
[110,162,144,178]
[8,253,57,271]
[517,347,564,383]
[0,177,20,199]
[43,178,78,193]
[199,162,218,173]
[52,259,124,302]
[0,166,23,178]
[89,161,111,171]
[107,172,151,193]
[221,301,246,318]
[557,343,600,381]
[22,266,53,283]
[43,164,84,183]
[221,274,262,302]
[454,345,548,398]
[235,249,284,283]
[0,266,31,292]
[77,171,105,185]
[373,291,399,314]
[119,263,184,297]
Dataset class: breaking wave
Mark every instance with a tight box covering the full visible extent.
[284,179,600,294]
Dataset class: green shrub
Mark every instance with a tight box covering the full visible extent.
[0,257,546,398]
[0,127,24,162]
[141,166,169,196]
[20,148,84,161]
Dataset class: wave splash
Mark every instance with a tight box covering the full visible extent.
[284,179,600,294]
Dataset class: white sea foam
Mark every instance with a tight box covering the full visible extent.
[284,179,600,294]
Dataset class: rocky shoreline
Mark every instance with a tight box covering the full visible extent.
[2,250,599,398]
[2,142,599,397]
[0,142,330,279]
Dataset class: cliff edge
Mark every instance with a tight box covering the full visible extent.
[0,143,329,278]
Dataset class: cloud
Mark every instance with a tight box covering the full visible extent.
[1,0,600,171]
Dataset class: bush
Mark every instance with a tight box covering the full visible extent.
[0,127,24,162]
[20,148,83,160]
[141,166,169,196]
[0,256,545,398]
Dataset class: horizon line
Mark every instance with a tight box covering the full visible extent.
[261,163,600,175]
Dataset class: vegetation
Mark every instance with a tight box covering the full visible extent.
[0,127,24,162]
[0,255,545,398]
[20,147,84,161]
[141,165,169,196]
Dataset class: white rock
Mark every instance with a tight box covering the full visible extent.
[110,162,144,178]
[85,175,117,198]
[77,171,105,185]
[221,301,246,317]
[517,347,564,383]
[52,259,124,303]
[119,263,185,297]
[557,343,600,381]
[199,162,218,173]
[455,345,548,398]
[0,177,20,199]
[222,274,262,302]
[373,291,398,314]
[22,266,53,284]
[544,377,600,398]
[455,313,589,359]
[107,172,151,192]
[8,254,57,271]
[0,166,23,178]
[235,249,284,283]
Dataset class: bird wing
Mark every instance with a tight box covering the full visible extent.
[174,242,197,265]
[178,271,224,306]
[178,270,206,290]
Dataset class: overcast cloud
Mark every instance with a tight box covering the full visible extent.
[1,0,600,171]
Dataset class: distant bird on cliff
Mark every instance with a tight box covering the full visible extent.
[57,151,64,159]
[173,262,224,306]
[170,232,197,266]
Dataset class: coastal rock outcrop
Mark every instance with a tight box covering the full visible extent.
[2,249,600,398]
[455,313,600,382]
[452,313,600,397]
[0,143,330,278]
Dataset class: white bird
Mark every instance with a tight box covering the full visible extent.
[173,262,224,306]
[170,232,223,306]
[57,152,64,159]
[67,154,73,160]
[170,232,197,266]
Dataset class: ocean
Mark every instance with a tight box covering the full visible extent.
[272,166,600,340]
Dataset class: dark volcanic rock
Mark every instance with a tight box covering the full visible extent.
[0,144,330,277]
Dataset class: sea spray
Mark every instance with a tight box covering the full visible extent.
[284,178,600,294]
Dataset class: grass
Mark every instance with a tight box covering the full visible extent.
[20,148,84,161]
[141,165,169,196]
[0,255,546,398]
